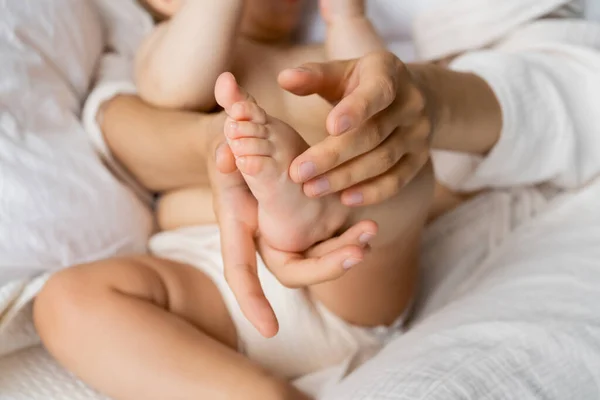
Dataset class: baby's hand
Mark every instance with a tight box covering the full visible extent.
[320,0,365,24]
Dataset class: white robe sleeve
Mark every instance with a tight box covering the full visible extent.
[433,20,600,192]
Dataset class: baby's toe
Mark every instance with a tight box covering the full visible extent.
[215,73,247,109]
[230,138,274,158]
[225,119,270,140]
[236,155,278,178]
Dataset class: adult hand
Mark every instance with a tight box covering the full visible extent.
[208,128,377,339]
[279,51,434,206]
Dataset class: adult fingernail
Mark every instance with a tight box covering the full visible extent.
[345,192,364,206]
[298,162,317,182]
[310,177,330,196]
[334,115,353,135]
[292,66,312,73]
[343,258,361,270]
[359,233,375,246]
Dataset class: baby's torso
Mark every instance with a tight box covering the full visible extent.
[158,40,332,230]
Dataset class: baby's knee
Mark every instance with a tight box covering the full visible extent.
[34,267,88,353]
[33,257,152,349]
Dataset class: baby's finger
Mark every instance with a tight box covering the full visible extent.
[259,240,365,289]
[340,152,430,207]
[306,220,378,258]
[303,127,407,197]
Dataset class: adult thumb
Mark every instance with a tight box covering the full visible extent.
[215,141,237,174]
[278,59,358,104]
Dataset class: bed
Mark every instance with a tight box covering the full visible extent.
[2,1,600,399]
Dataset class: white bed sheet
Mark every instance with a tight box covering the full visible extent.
[2,0,600,399]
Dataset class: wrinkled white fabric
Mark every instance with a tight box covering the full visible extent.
[325,182,600,400]
[436,19,600,191]
[2,0,600,399]
[0,0,151,281]
[0,0,153,359]
[0,0,153,380]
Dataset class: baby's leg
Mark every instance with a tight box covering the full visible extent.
[311,164,434,327]
[34,256,308,400]
[216,73,433,328]
[136,0,244,110]
[215,73,352,253]
[321,0,386,60]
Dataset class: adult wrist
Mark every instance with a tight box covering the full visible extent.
[408,63,502,155]
[406,63,444,149]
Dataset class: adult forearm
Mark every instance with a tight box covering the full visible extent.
[410,63,502,155]
[100,95,225,192]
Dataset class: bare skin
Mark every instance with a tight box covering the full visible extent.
[34,256,310,400]
[215,73,349,252]
[214,73,434,326]
[33,0,492,399]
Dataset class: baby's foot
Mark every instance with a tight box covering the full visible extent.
[320,0,365,24]
[215,73,349,253]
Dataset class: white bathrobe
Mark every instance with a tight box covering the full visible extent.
[1,0,600,399]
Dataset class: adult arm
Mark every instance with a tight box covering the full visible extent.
[436,22,600,191]
[282,20,600,202]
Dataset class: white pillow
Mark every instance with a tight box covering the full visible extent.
[0,0,152,284]
[586,0,600,21]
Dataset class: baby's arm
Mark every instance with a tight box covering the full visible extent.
[322,0,386,60]
[135,0,243,111]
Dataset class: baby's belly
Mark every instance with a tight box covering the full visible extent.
[156,187,217,231]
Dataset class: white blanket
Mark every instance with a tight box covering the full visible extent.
[2,0,600,399]
[0,0,151,395]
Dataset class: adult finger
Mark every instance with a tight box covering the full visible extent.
[212,169,279,338]
[302,125,408,197]
[215,141,237,174]
[291,103,405,183]
[340,152,430,207]
[326,52,401,136]
[279,52,401,136]
[306,220,379,257]
[258,240,365,289]
[278,59,357,104]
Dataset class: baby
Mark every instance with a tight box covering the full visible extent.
[34,1,435,399]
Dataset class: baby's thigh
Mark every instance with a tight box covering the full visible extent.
[34,255,237,349]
